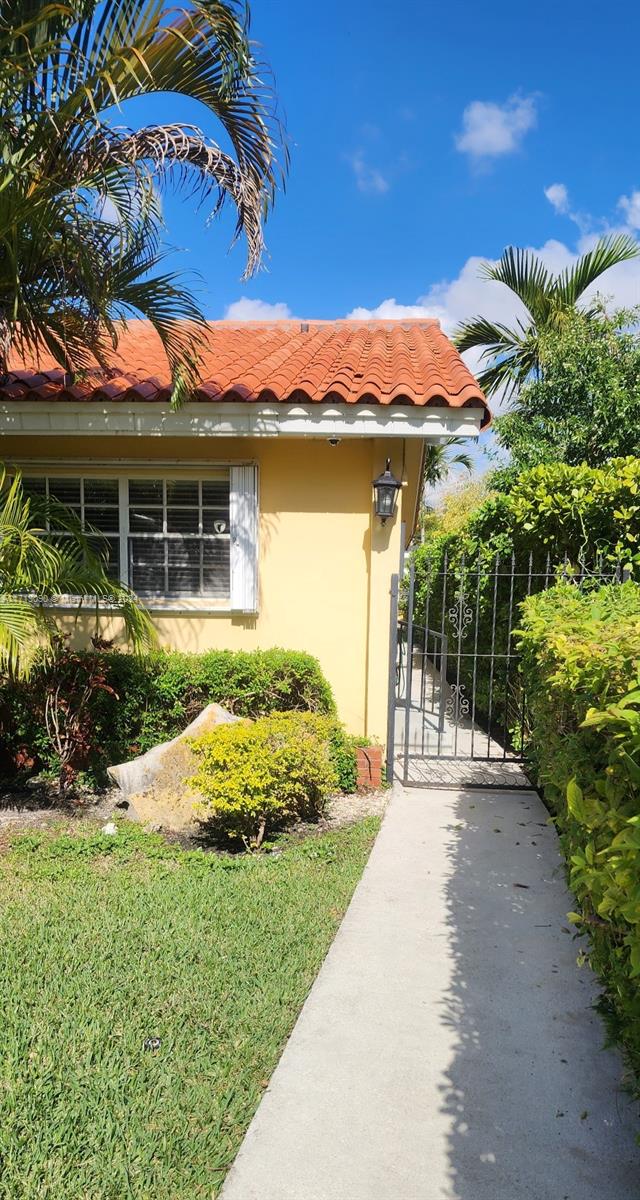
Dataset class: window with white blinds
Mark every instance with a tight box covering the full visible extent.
[128,478,230,599]
[20,469,258,607]
[22,476,121,580]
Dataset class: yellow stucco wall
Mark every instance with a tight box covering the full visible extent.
[3,434,423,744]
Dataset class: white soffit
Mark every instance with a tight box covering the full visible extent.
[0,400,485,440]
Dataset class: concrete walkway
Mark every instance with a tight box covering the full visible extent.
[221,786,640,1200]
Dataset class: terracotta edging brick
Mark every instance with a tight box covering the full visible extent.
[356,745,383,791]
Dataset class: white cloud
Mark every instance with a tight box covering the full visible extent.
[455,94,537,161]
[347,297,446,322]
[619,190,640,230]
[544,182,569,215]
[346,150,390,195]
[223,297,294,321]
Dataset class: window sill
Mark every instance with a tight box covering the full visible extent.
[44,597,251,617]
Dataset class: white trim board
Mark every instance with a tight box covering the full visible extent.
[0,400,486,440]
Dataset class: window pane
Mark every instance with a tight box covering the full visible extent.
[129,538,165,596]
[167,540,200,595]
[87,536,120,580]
[166,480,199,506]
[49,478,81,506]
[84,505,119,533]
[202,539,230,597]
[84,479,118,505]
[167,507,199,534]
[129,480,163,506]
[202,480,230,508]
[129,508,163,533]
[22,477,47,498]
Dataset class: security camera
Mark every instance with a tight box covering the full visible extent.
[328,437,341,446]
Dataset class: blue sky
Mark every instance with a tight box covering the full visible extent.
[147,0,640,337]
[125,0,640,470]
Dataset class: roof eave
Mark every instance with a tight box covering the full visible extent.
[0,398,488,440]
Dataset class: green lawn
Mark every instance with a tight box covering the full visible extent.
[0,818,379,1199]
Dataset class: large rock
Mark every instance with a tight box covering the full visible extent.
[108,703,240,832]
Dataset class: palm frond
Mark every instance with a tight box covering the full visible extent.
[453,316,538,399]
[552,233,640,307]
[453,315,529,358]
[0,466,156,674]
[0,0,288,397]
[480,247,554,322]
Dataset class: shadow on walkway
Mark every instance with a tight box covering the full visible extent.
[440,789,638,1199]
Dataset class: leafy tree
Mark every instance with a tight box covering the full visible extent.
[493,306,640,472]
[419,476,491,541]
[0,467,155,675]
[454,235,639,399]
[0,0,286,403]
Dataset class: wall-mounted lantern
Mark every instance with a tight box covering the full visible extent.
[372,458,401,523]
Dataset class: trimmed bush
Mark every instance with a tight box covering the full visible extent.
[518,581,640,1082]
[0,647,336,787]
[190,712,340,848]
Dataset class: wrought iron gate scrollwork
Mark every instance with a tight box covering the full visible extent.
[447,591,473,641]
[444,682,469,724]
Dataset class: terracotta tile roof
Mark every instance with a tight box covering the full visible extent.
[1,319,490,425]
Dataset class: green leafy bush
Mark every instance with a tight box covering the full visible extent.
[0,647,336,787]
[493,306,640,473]
[190,712,340,848]
[518,581,640,1080]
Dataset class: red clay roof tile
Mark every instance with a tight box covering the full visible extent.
[2,319,490,425]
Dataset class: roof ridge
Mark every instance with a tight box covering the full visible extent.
[214,318,441,329]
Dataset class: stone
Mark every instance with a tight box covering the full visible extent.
[108,703,240,833]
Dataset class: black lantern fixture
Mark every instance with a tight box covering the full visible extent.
[372,458,401,523]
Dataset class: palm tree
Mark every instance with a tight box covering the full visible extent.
[418,438,474,541]
[454,234,639,399]
[423,437,474,489]
[0,467,155,675]
[0,1,286,404]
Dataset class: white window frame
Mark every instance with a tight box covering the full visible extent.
[19,464,259,615]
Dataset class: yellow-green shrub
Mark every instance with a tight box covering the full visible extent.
[190,712,339,848]
[518,582,640,1084]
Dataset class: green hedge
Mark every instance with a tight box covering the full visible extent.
[0,647,336,787]
[518,581,640,1081]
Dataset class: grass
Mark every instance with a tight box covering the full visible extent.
[0,818,380,1198]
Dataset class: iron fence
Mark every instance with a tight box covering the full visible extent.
[388,551,628,789]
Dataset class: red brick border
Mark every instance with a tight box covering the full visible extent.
[356,745,383,791]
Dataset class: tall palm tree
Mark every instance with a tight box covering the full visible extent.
[0,467,155,675]
[454,234,639,399]
[0,0,286,404]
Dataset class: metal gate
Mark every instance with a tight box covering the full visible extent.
[386,551,625,790]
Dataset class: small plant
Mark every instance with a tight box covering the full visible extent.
[327,726,362,793]
[190,712,340,849]
[41,647,118,790]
